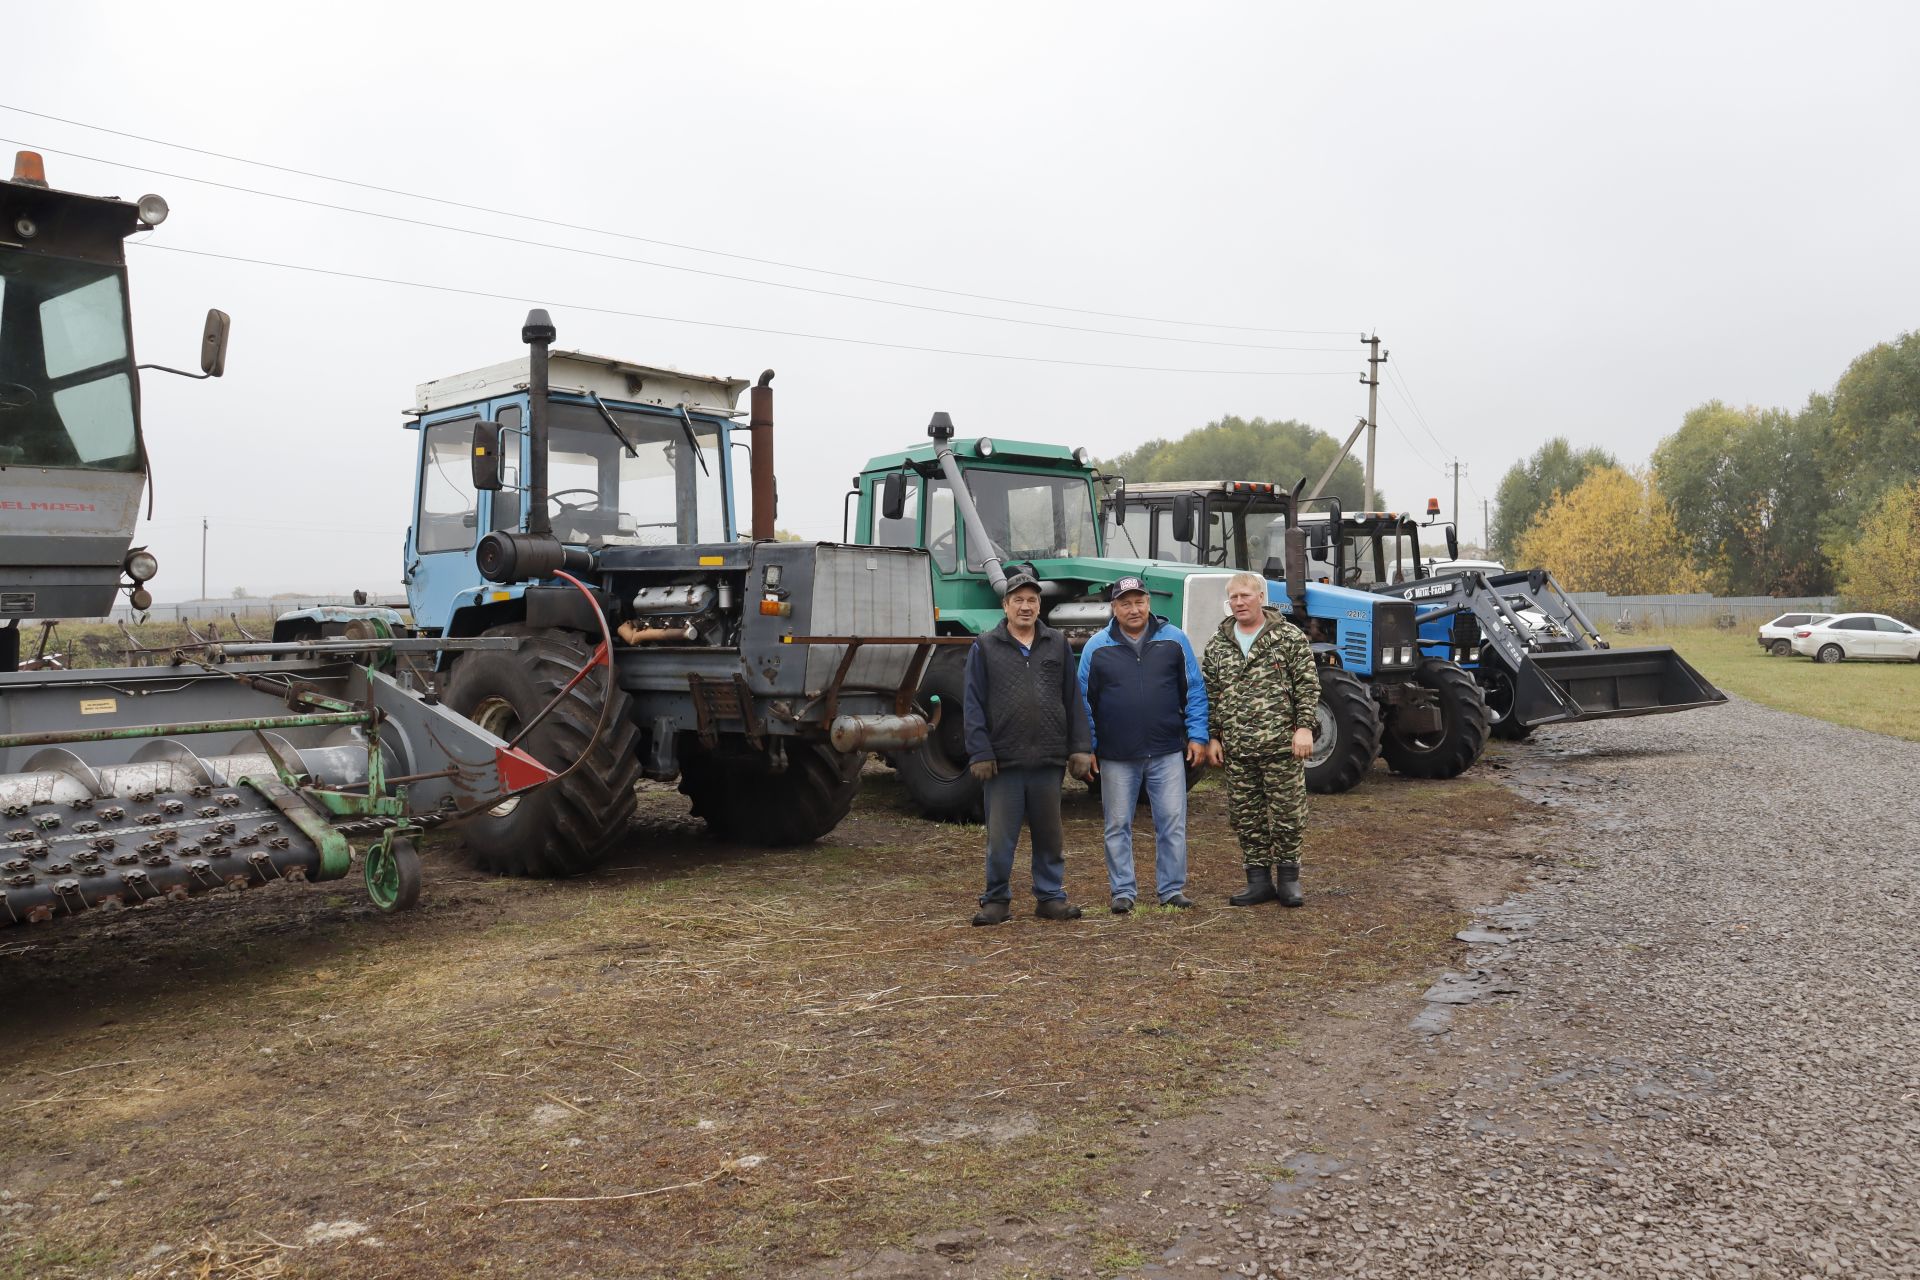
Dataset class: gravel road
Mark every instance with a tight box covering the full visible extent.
[829,696,1920,1278]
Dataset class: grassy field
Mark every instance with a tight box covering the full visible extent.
[1639,623,1920,742]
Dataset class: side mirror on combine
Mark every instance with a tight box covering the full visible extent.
[200,309,231,378]
[880,471,908,522]
[1171,494,1195,544]
[471,421,503,491]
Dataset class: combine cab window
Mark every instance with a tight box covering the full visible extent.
[417,418,480,553]
[0,258,138,471]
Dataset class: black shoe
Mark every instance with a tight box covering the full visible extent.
[1275,862,1303,908]
[1035,899,1084,921]
[1228,865,1279,907]
[1160,893,1194,910]
[1110,896,1135,914]
[971,900,1011,926]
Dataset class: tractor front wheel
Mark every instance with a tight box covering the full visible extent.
[680,742,863,846]
[441,624,642,877]
[1305,665,1382,795]
[1480,666,1535,741]
[1380,659,1490,780]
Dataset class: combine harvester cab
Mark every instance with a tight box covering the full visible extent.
[1305,506,1726,739]
[0,153,558,927]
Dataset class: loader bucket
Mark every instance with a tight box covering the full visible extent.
[1521,644,1726,724]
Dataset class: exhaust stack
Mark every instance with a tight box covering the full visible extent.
[750,370,776,541]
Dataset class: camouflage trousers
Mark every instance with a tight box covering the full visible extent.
[1223,751,1308,867]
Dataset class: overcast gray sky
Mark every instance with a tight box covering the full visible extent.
[9,1,1917,598]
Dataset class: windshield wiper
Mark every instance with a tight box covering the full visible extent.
[585,391,638,457]
[675,405,711,476]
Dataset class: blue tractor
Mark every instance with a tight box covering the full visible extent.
[311,312,937,876]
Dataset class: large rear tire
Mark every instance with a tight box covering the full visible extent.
[441,624,641,877]
[1381,659,1490,780]
[893,647,985,822]
[1305,665,1382,795]
[680,742,862,845]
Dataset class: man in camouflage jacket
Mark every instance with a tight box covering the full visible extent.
[1200,572,1321,908]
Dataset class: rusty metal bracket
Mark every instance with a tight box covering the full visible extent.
[733,674,764,750]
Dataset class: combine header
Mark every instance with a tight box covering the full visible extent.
[0,152,567,926]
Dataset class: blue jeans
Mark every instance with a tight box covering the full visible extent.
[980,765,1068,905]
[1098,751,1188,903]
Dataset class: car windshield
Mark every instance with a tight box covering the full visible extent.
[963,467,1099,566]
[0,252,139,472]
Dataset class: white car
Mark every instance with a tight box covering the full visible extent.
[1788,613,1920,663]
[1758,611,1831,656]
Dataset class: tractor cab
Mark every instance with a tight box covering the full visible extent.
[403,350,745,634]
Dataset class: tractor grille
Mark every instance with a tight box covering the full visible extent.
[1375,600,1417,654]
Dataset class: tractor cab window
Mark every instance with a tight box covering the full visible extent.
[0,256,138,471]
[417,417,480,553]
[1107,500,1150,558]
[926,479,959,575]
[872,475,920,548]
[963,468,1099,568]
[543,401,726,547]
[487,406,523,532]
[1151,508,1199,564]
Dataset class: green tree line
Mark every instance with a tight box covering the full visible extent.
[1099,415,1379,510]
[1490,330,1920,616]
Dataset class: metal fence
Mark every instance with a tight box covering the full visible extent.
[1567,593,1840,631]
[96,595,410,624]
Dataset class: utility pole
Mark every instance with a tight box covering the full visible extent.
[1483,498,1490,550]
[201,519,208,601]
[1361,334,1385,504]
[1446,460,1464,528]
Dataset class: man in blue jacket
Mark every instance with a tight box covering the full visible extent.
[963,567,1096,926]
[1077,576,1209,913]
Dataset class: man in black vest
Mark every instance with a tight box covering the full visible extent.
[962,567,1095,925]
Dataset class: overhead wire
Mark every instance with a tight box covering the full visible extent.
[132,242,1362,379]
[0,102,1356,337]
[4,135,1364,358]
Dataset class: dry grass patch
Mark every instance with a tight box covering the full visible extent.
[0,765,1524,1278]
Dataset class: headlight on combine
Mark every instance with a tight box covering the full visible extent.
[124,548,159,582]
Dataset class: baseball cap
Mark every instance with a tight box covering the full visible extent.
[1106,576,1148,602]
[1003,567,1042,596]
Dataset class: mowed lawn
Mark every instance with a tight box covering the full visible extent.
[1644,623,1920,742]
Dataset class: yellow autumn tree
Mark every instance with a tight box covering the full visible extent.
[1516,467,1707,594]
[1834,478,1920,623]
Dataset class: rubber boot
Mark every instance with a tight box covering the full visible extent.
[971,900,1011,926]
[1034,899,1083,921]
[1274,861,1303,908]
[1228,865,1278,906]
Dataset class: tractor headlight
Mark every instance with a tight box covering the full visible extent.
[1400,645,1413,665]
[975,437,995,458]
[136,193,170,227]
[1380,646,1393,667]
[124,548,159,582]
[1073,446,1091,466]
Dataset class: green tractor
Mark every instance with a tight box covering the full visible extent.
[849,416,1452,820]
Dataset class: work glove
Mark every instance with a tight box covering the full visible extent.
[970,760,999,782]
[1067,753,1096,782]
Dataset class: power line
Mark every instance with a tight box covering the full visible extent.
[0,102,1355,337]
[132,242,1365,379]
[1384,365,1452,461]
[1376,402,1449,477]
[6,135,1361,358]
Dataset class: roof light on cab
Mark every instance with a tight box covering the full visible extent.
[11,150,47,185]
